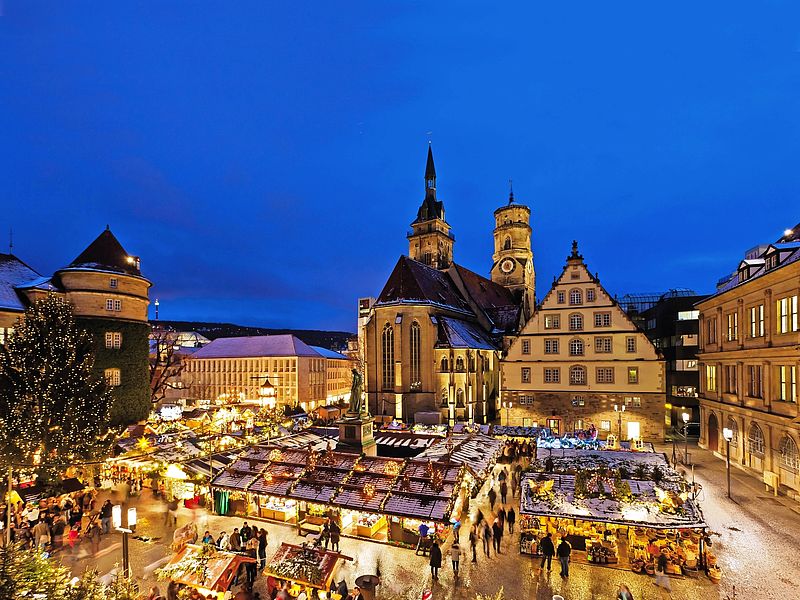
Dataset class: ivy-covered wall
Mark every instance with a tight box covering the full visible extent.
[79,317,150,426]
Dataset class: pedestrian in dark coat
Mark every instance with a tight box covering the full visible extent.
[482,522,492,557]
[539,533,555,570]
[500,480,508,504]
[557,537,571,577]
[429,541,442,580]
[507,507,516,534]
[487,487,497,510]
[468,526,478,563]
[330,521,341,552]
[497,507,506,530]
[491,519,503,553]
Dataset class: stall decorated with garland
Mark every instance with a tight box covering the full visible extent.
[210,442,465,549]
[518,449,722,583]
[158,543,256,598]
[265,542,352,594]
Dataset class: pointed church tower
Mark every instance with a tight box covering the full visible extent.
[407,145,454,269]
[491,181,535,318]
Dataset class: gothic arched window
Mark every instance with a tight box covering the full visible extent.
[504,236,512,250]
[381,324,394,390]
[410,322,421,389]
[456,356,465,371]
[441,357,449,372]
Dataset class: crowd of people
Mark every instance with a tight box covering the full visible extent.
[0,488,118,558]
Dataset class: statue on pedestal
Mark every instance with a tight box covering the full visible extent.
[348,369,365,416]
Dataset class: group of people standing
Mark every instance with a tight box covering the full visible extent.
[195,521,269,588]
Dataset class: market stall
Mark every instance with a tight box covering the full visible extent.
[518,449,720,582]
[158,543,255,598]
[211,444,466,550]
[264,542,352,596]
[416,433,502,497]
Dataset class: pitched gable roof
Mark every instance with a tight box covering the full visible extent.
[192,334,320,359]
[450,263,520,332]
[0,253,41,311]
[64,228,141,276]
[376,256,473,314]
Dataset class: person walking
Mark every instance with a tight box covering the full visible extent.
[468,526,478,563]
[539,533,555,571]
[230,528,242,552]
[487,487,497,511]
[100,500,112,535]
[450,541,462,576]
[617,584,634,600]
[429,540,442,580]
[497,507,506,531]
[654,549,671,591]
[507,507,516,534]
[557,536,571,578]
[257,528,268,569]
[322,520,331,549]
[482,521,492,557]
[330,520,341,552]
[491,518,503,554]
[500,480,508,504]
[87,522,101,556]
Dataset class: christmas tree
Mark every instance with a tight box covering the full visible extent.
[0,294,116,484]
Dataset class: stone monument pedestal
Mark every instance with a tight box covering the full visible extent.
[337,413,377,456]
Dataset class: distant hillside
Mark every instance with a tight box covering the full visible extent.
[153,320,354,351]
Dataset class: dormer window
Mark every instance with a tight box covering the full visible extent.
[739,268,749,283]
[766,253,779,271]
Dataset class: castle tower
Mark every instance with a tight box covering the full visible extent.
[54,227,152,425]
[491,183,535,317]
[407,144,454,269]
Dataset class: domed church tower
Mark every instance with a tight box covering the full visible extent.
[490,183,535,319]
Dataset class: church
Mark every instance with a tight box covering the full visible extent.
[363,146,533,424]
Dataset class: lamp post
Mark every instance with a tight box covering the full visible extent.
[722,427,733,500]
[614,404,625,440]
[112,505,136,577]
[682,411,690,464]
[502,401,512,427]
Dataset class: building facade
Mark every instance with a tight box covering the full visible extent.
[364,147,526,424]
[183,334,354,413]
[0,228,152,425]
[641,292,707,435]
[697,225,800,497]
[501,242,666,441]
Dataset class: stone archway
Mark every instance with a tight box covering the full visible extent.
[708,412,720,453]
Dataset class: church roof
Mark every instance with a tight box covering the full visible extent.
[64,228,141,276]
[192,334,321,359]
[0,253,41,311]
[376,256,472,314]
[450,263,520,332]
[425,144,436,180]
[437,316,497,350]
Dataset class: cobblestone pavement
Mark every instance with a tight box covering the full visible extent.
[62,445,800,600]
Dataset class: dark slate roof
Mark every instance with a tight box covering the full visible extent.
[376,256,473,314]
[0,253,41,311]
[438,317,497,350]
[64,228,141,276]
[425,144,436,179]
[451,263,520,332]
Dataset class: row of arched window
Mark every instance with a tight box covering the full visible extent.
[722,415,800,474]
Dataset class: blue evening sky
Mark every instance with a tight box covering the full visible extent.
[2,1,799,331]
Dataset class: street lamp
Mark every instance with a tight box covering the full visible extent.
[614,404,626,440]
[682,411,690,465]
[502,401,513,427]
[112,505,135,577]
[722,427,734,500]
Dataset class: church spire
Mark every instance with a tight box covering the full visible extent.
[508,179,515,204]
[425,143,436,196]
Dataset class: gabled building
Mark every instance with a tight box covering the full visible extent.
[0,228,152,425]
[500,242,666,441]
[364,146,528,424]
[697,223,800,497]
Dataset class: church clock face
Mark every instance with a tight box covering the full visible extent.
[500,258,515,274]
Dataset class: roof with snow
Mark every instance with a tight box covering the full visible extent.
[437,316,497,350]
[0,253,42,311]
[191,334,321,358]
[310,345,350,360]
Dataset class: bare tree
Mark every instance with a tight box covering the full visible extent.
[149,328,186,404]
